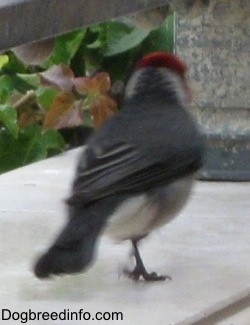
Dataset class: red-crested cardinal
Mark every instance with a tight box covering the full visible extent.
[34,52,205,281]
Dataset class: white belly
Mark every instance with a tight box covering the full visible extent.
[105,176,194,241]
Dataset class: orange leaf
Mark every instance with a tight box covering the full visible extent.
[43,92,76,129]
[73,72,118,128]
[90,94,118,128]
[55,100,84,129]
[93,72,112,93]
[73,77,92,95]
[73,72,112,95]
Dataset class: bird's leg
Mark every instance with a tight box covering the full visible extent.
[124,239,171,281]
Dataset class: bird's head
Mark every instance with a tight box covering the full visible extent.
[125,52,192,105]
[135,51,187,77]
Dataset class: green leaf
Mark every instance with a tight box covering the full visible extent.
[19,126,48,164]
[103,22,150,57]
[36,87,59,111]
[141,14,174,53]
[42,129,65,151]
[0,105,19,138]
[0,73,34,101]
[2,52,27,74]
[0,126,65,174]
[0,130,22,173]
[0,88,10,104]
[87,23,108,50]
[45,30,86,66]
[0,75,15,94]
[17,73,40,88]
[87,38,103,50]
[0,128,39,173]
[13,74,35,93]
[0,55,9,69]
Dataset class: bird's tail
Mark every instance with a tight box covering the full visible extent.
[34,205,106,279]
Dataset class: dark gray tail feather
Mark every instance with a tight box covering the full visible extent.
[34,205,107,279]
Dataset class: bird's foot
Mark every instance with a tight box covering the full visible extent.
[123,267,171,282]
[124,239,172,282]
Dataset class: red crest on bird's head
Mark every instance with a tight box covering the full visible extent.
[136,52,187,78]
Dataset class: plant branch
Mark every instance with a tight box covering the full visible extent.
[12,90,37,110]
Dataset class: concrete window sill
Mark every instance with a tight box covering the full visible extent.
[0,0,168,50]
[0,148,249,324]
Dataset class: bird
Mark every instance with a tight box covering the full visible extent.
[34,51,205,282]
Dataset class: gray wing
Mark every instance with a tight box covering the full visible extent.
[67,102,205,205]
[68,137,203,205]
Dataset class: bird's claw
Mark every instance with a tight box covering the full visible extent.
[123,268,171,282]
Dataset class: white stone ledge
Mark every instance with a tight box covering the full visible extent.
[0,148,249,324]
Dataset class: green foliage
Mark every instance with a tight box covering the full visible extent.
[36,87,59,111]
[0,105,18,138]
[141,15,174,53]
[45,30,86,66]
[0,126,64,173]
[102,21,150,57]
[0,55,9,69]
[0,15,174,173]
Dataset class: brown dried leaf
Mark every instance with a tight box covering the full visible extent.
[43,92,76,129]
[56,100,84,129]
[90,95,118,128]
[73,72,111,95]
[74,72,118,128]
[18,108,44,128]
[72,77,91,95]
[92,72,111,93]
[40,65,74,92]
